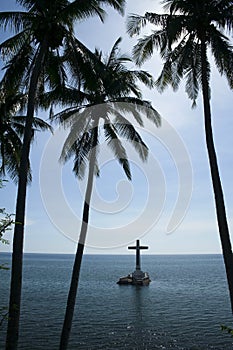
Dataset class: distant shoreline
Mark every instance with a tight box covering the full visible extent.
[1,251,223,256]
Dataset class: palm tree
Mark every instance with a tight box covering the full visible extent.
[0,1,125,348]
[127,0,233,314]
[47,37,160,349]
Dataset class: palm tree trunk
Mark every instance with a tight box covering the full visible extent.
[59,128,98,350]
[5,41,47,350]
[201,39,233,314]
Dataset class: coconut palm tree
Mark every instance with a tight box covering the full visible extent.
[47,37,160,349]
[0,1,125,348]
[127,0,233,314]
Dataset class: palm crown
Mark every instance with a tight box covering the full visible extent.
[127,0,233,105]
[0,0,125,93]
[49,37,161,181]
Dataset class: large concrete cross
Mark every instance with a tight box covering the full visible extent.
[128,239,148,271]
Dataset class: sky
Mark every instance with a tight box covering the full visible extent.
[0,0,233,255]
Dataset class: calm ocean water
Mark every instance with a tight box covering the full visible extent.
[0,253,233,349]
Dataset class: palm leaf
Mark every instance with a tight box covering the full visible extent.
[0,30,31,60]
[106,37,122,67]
[0,11,30,33]
[127,14,149,36]
[61,0,106,22]
[2,50,34,96]
[110,98,161,127]
[132,29,167,66]
[209,26,233,88]
[104,108,148,162]
[103,122,131,180]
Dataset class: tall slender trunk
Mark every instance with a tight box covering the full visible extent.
[5,41,47,350]
[59,126,98,350]
[200,38,233,314]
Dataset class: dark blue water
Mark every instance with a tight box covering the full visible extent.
[0,253,233,349]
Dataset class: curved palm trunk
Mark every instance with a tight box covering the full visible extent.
[201,39,233,314]
[59,128,98,350]
[5,41,47,350]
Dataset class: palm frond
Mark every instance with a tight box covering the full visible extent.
[61,0,106,23]
[42,51,67,90]
[0,124,31,183]
[184,42,202,107]
[155,58,173,92]
[116,123,148,162]
[60,111,93,163]
[132,30,167,66]
[1,41,34,93]
[69,123,99,180]
[0,30,31,60]
[16,0,35,10]
[0,11,30,33]
[103,122,131,180]
[127,14,149,36]
[99,0,125,15]
[110,99,161,127]
[31,117,53,133]
[185,68,200,108]
[106,37,122,67]
[109,100,144,126]
[41,87,89,112]
[72,133,93,179]
[130,70,155,89]
[209,26,233,88]
[103,109,149,162]
[145,12,169,27]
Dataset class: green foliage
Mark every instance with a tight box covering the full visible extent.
[0,179,11,328]
[48,38,161,182]
[0,180,13,243]
[127,0,233,106]
[0,179,12,261]
[221,325,233,336]
[0,208,13,245]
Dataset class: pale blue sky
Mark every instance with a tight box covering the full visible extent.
[1,0,233,255]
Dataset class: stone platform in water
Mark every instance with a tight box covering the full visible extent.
[117,270,151,286]
[117,240,151,286]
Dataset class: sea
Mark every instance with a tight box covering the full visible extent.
[0,253,233,349]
